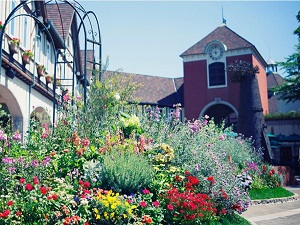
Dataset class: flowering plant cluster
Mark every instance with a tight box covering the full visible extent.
[0,71,279,224]
[0,21,3,29]
[9,37,21,46]
[37,64,46,71]
[23,49,33,57]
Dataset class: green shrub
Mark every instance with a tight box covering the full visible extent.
[100,149,154,194]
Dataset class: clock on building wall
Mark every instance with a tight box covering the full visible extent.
[208,43,224,60]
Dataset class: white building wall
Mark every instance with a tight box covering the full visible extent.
[0,66,53,138]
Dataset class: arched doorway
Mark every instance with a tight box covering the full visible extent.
[200,102,238,130]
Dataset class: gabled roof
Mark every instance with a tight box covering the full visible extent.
[104,71,184,107]
[181,25,255,57]
[46,3,75,41]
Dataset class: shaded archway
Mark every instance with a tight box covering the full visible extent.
[200,102,238,130]
[30,107,51,127]
[0,85,23,132]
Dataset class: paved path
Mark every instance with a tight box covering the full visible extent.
[241,176,300,225]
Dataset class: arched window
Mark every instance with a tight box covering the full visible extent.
[209,62,225,87]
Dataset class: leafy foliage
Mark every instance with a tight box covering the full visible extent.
[271,11,300,103]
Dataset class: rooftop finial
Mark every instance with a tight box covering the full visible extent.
[222,5,226,25]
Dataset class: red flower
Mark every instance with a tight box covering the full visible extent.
[19,178,26,183]
[52,193,58,200]
[40,186,47,195]
[207,176,215,184]
[174,175,182,182]
[187,175,199,185]
[167,204,174,210]
[25,183,34,191]
[16,211,21,217]
[141,215,153,223]
[83,181,90,189]
[139,201,147,207]
[7,201,13,206]
[0,209,10,218]
[42,133,48,138]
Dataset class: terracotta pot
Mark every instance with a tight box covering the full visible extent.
[9,43,18,54]
[22,54,30,65]
[46,76,52,83]
[37,68,45,77]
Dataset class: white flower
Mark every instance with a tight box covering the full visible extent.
[115,93,120,100]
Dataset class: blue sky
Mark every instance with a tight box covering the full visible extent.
[79,1,300,78]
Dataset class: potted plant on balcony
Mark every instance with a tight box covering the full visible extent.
[55,78,62,88]
[22,50,33,65]
[36,64,46,77]
[9,37,21,54]
[45,74,53,84]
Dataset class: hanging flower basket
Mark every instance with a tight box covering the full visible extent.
[22,50,33,65]
[36,64,46,77]
[9,38,21,55]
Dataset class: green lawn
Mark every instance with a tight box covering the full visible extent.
[208,213,251,225]
[249,187,294,200]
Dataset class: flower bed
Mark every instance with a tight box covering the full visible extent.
[0,72,282,224]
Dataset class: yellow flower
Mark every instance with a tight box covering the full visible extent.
[93,208,98,213]
[110,212,115,219]
[104,211,108,219]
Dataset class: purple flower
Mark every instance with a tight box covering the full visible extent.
[42,156,51,166]
[31,160,40,167]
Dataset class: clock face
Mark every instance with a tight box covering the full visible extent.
[208,44,224,60]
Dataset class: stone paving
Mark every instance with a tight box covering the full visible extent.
[241,176,300,225]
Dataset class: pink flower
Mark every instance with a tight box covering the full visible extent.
[63,94,69,102]
[81,138,90,147]
[33,176,39,185]
[167,204,174,211]
[219,134,226,140]
[139,201,147,208]
[142,189,150,195]
[152,201,160,207]
[42,133,48,138]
